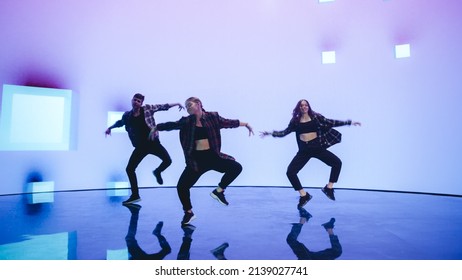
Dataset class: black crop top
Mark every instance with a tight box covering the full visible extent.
[194,126,208,140]
[298,121,317,134]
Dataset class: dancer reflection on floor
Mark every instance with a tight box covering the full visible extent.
[211,242,229,260]
[177,224,229,260]
[105,93,184,205]
[124,204,171,260]
[152,97,254,225]
[177,224,195,260]
[286,209,342,260]
[260,99,361,207]
[124,206,227,260]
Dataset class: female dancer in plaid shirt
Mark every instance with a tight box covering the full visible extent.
[260,99,360,208]
[152,97,254,225]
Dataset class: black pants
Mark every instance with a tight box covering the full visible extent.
[177,236,193,260]
[177,150,242,211]
[126,139,172,197]
[286,145,342,191]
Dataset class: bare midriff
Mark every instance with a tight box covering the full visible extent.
[195,139,210,150]
[299,132,318,142]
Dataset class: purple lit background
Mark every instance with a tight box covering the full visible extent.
[1,0,461,196]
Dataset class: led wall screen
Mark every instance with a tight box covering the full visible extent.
[0,84,72,151]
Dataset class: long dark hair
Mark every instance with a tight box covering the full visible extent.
[291,99,316,122]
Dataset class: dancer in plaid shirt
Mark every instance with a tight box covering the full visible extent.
[105,93,184,205]
[260,99,360,207]
[153,97,254,225]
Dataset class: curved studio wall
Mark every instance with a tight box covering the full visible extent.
[0,0,461,196]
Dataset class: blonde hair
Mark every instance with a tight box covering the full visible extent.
[185,97,203,109]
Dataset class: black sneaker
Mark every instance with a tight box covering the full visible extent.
[181,211,196,225]
[322,185,335,201]
[211,242,229,259]
[297,193,313,208]
[153,169,163,185]
[210,189,229,206]
[123,203,141,214]
[298,208,313,220]
[181,224,196,239]
[322,218,336,230]
[122,195,141,205]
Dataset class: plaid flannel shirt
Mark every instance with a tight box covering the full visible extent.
[111,103,171,147]
[156,111,240,171]
[272,113,351,149]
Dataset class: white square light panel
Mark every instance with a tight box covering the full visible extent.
[395,44,411,58]
[107,111,125,133]
[322,51,336,64]
[0,84,72,151]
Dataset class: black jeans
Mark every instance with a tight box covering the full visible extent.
[126,139,172,197]
[177,150,242,211]
[286,145,342,191]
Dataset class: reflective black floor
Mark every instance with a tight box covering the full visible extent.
[1,186,461,260]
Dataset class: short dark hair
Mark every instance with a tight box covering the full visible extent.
[133,93,145,101]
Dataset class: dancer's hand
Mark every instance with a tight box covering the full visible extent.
[245,123,254,136]
[259,131,271,138]
[148,126,158,140]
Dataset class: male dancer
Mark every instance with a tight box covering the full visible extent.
[106,93,183,204]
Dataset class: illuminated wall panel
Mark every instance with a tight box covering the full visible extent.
[395,44,411,58]
[106,181,129,197]
[322,51,336,64]
[0,85,72,151]
[26,181,55,204]
[107,111,125,133]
